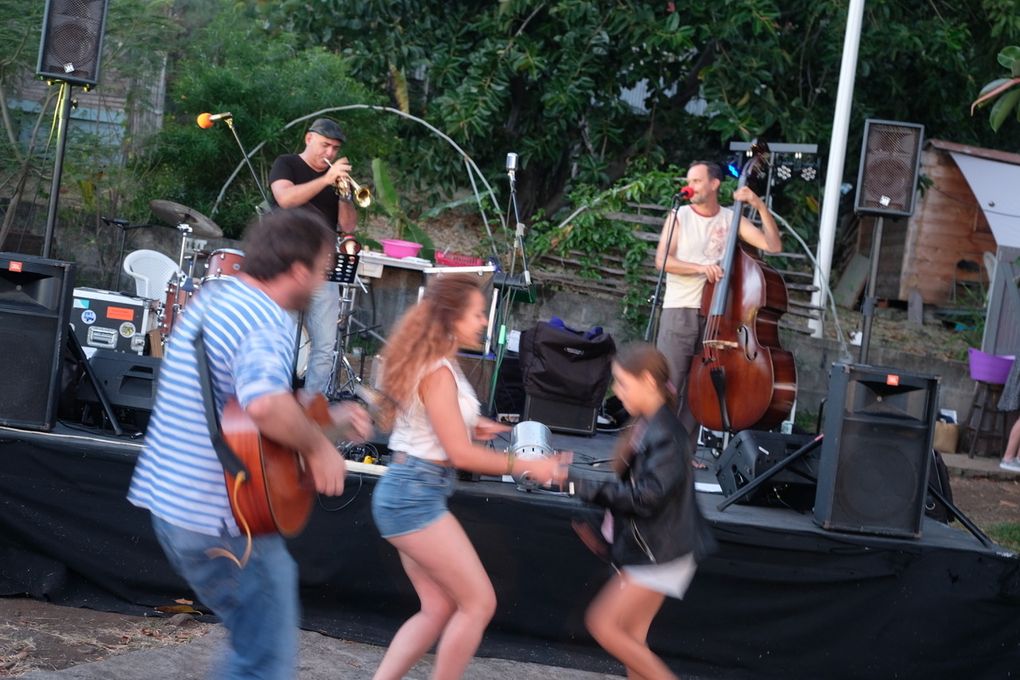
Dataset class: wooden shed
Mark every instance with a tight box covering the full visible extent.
[858,139,1020,306]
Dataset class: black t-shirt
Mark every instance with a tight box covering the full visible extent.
[269,154,338,227]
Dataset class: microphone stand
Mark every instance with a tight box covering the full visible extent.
[105,218,161,293]
[643,193,684,342]
[487,164,531,416]
[223,118,271,214]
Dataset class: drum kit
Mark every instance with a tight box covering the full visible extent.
[147,199,245,340]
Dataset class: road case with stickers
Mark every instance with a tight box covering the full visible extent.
[70,287,151,356]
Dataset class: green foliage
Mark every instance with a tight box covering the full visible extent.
[987,522,1020,554]
[530,163,683,331]
[972,46,1020,132]
[371,157,436,257]
[136,2,397,236]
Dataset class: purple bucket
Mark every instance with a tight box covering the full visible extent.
[967,348,1015,384]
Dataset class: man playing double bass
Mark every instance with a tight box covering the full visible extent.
[653,160,782,466]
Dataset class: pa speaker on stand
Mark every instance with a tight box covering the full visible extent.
[36,0,110,87]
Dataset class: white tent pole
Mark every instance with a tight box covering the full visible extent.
[810,0,867,337]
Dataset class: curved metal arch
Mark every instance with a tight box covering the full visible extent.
[211,104,506,253]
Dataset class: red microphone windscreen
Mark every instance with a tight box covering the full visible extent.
[196,113,214,129]
[680,186,695,199]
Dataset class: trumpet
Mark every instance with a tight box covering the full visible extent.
[323,158,372,208]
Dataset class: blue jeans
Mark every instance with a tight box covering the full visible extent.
[303,280,340,394]
[151,516,299,680]
[372,454,457,538]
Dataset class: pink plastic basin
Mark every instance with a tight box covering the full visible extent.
[381,239,423,259]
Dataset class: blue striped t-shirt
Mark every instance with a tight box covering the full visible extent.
[128,276,297,536]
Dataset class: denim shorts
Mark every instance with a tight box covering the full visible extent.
[371,454,457,538]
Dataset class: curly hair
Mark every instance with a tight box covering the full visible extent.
[377,274,484,430]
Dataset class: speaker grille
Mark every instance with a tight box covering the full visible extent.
[37,0,109,86]
[829,421,927,527]
[0,318,61,426]
[854,120,924,217]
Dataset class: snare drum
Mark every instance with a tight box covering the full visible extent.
[159,279,196,337]
[205,248,245,279]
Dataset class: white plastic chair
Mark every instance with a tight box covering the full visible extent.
[123,249,183,300]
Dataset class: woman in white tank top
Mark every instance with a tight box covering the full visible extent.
[370,274,569,680]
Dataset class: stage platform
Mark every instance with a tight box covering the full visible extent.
[1,423,1018,679]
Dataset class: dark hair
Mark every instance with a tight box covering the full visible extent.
[689,160,724,183]
[240,208,334,281]
[610,343,679,473]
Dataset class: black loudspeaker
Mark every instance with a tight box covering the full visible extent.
[36,0,110,87]
[0,253,75,431]
[77,350,161,431]
[716,430,819,511]
[854,119,925,218]
[814,363,939,538]
[523,394,598,436]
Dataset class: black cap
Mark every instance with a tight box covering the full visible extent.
[307,118,346,142]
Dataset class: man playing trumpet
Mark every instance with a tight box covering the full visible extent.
[270,117,358,395]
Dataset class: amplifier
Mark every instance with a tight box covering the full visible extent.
[70,287,151,356]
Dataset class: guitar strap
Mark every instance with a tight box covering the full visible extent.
[194,332,250,479]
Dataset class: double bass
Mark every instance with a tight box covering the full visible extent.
[687,141,797,433]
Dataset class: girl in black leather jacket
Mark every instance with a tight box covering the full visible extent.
[571,343,715,680]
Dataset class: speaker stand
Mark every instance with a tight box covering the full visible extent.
[858,215,883,364]
[67,327,123,436]
[926,477,994,549]
[717,434,823,511]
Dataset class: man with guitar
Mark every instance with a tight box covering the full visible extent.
[653,160,781,466]
[128,207,371,679]
[269,117,358,395]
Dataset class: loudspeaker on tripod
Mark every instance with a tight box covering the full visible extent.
[0,253,75,431]
[814,362,939,538]
[37,0,110,86]
[854,119,925,218]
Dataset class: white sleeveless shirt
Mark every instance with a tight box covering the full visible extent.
[388,358,480,462]
[663,204,734,309]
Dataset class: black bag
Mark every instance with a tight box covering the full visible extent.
[518,321,615,408]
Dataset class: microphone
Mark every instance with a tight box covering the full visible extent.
[506,152,518,181]
[675,185,694,201]
[196,112,233,129]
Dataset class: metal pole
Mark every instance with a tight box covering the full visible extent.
[42,82,73,259]
[808,0,867,336]
[858,216,883,365]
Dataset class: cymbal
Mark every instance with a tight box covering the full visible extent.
[149,200,223,238]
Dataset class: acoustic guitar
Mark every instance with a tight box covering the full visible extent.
[219,391,384,540]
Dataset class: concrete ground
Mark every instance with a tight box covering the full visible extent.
[18,626,626,680]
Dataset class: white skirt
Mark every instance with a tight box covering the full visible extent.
[622,553,697,599]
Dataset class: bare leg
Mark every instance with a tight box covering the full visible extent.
[372,552,456,680]
[1003,417,1020,462]
[585,574,677,680]
[372,514,496,680]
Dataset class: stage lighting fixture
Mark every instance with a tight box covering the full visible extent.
[801,164,818,181]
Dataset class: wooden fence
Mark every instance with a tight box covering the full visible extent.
[533,203,823,334]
